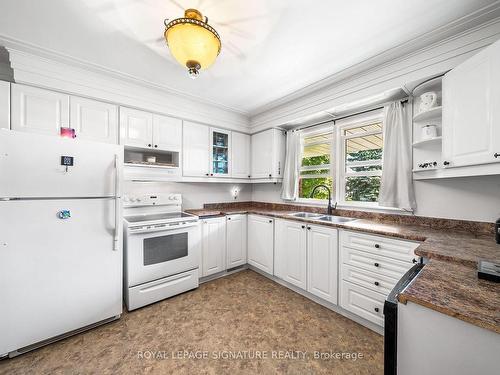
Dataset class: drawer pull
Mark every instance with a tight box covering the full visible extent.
[374,244,380,249]
[374,262,380,267]
[374,307,379,313]
[374,281,379,286]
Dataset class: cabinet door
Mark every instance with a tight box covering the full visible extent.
[307,225,338,304]
[0,81,9,130]
[210,127,231,177]
[11,84,69,136]
[226,214,247,268]
[70,96,118,144]
[251,130,273,178]
[442,40,500,167]
[119,107,153,148]
[247,215,274,274]
[274,219,307,290]
[201,217,226,277]
[152,114,182,151]
[183,121,210,177]
[231,132,251,178]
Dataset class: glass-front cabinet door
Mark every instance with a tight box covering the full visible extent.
[210,127,231,176]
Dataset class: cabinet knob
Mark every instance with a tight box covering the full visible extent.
[268,174,272,178]
[374,244,380,249]
[307,226,311,230]
[301,225,305,229]
[494,153,500,158]
[412,258,418,264]
[148,144,152,147]
[154,145,158,148]
[227,217,231,220]
[210,173,214,176]
[374,307,380,313]
[248,175,251,178]
[374,262,380,267]
[268,220,273,223]
[374,281,379,286]
[443,161,450,166]
[205,173,209,176]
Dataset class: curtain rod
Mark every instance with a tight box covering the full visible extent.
[292,98,409,133]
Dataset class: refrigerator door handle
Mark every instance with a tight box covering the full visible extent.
[114,153,123,251]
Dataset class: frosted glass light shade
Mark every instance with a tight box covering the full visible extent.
[164,9,221,78]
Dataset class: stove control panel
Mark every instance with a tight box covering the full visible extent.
[123,193,182,207]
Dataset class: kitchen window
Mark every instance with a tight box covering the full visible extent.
[336,111,384,206]
[298,126,335,200]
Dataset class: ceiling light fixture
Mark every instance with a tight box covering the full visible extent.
[164,8,221,79]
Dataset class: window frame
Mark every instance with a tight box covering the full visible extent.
[296,123,336,203]
[335,110,384,208]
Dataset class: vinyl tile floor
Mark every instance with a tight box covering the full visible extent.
[0,270,383,375]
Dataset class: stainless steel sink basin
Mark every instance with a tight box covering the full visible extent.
[288,212,323,219]
[316,215,358,224]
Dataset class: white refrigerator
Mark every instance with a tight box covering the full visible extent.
[0,130,123,357]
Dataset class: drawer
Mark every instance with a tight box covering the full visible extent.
[341,263,398,296]
[341,247,413,280]
[126,268,199,311]
[340,230,419,263]
[340,280,385,326]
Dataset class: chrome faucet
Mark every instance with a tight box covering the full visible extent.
[309,184,336,216]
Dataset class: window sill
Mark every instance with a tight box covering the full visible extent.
[294,198,412,215]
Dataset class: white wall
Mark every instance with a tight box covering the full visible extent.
[251,176,500,223]
[124,181,252,210]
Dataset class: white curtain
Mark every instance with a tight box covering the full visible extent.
[378,101,416,210]
[281,130,301,201]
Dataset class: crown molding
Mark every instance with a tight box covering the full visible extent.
[0,34,250,131]
[249,2,500,129]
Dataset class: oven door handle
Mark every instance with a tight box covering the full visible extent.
[128,221,199,234]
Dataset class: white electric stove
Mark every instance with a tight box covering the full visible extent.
[123,193,201,310]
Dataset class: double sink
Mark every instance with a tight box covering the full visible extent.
[288,211,358,224]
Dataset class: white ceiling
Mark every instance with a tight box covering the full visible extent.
[0,0,497,115]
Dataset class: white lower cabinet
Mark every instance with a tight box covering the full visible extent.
[247,214,274,274]
[201,217,226,277]
[226,214,247,268]
[275,220,338,300]
[274,219,307,290]
[307,224,338,304]
[339,230,419,326]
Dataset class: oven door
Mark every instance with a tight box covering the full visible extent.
[125,222,201,287]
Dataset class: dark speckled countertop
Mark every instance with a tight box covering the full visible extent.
[186,205,500,334]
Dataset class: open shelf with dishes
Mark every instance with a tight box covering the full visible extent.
[411,75,445,179]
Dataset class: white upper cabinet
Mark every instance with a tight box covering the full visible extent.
[251,128,286,179]
[152,114,182,151]
[247,214,274,275]
[307,224,338,304]
[442,40,500,168]
[119,107,153,148]
[0,81,8,130]
[274,219,307,290]
[183,121,210,177]
[226,214,247,268]
[231,132,251,179]
[70,96,118,144]
[201,217,226,277]
[210,127,231,177]
[11,84,69,136]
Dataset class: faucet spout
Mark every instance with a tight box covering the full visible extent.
[309,184,335,216]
